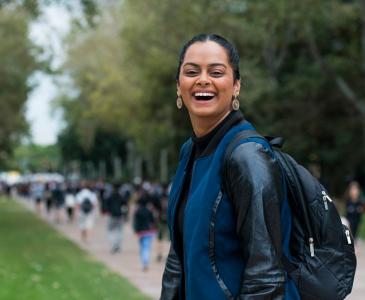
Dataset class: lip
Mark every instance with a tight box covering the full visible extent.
[191,90,217,104]
[192,90,217,96]
[191,95,217,105]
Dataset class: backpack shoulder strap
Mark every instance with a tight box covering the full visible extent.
[224,129,285,163]
[224,129,263,164]
[223,129,303,277]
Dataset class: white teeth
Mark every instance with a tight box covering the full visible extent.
[194,92,215,97]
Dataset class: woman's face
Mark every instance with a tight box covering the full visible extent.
[177,41,240,126]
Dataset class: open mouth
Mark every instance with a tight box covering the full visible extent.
[193,92,215,101]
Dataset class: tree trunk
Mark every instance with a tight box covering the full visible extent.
[160,148,168,183]
[361,0,365,74]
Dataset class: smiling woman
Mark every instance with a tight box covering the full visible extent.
[176,37,240,137]
[160,34,301,300]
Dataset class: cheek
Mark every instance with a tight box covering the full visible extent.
[179,79,193,94]
[217,79,234,93]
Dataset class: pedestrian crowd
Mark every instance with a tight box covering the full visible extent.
[4,178,169,272]
[1,176,364,270]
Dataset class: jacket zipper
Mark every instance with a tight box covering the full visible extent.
[170,143,194,247]
[181,158,198,294]
[208,190,235,300]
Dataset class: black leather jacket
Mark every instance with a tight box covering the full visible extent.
[161,140,285,300]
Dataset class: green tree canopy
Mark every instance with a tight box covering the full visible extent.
[0,0,100,169]
[0,6,39,167]
[56,0,365,190]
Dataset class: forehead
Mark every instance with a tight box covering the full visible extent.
[183,41,229,65]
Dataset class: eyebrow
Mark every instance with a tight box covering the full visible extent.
[182,62,227,68]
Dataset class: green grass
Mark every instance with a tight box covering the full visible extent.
[0,197,151,300]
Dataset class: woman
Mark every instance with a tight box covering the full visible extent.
[160,34,300,300]
[345,181,364,241]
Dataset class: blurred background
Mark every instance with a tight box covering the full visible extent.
[0,0,365,299]
[1,0,365,192]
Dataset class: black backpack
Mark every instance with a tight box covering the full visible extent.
[133,206,154,233]
[225,129,357,300]
[81,197,93,214]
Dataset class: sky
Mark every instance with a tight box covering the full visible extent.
[26,4,71,145]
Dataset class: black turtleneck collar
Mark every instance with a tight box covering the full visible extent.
[192,110,244,158]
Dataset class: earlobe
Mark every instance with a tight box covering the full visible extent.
[176,83,180,96]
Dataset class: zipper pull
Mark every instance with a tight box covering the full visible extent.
[321,191,333,202]
[345,230,352,244]
[322,196,328,210]
[309,237,315,257]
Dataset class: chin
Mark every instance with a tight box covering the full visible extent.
[189,107,226,120]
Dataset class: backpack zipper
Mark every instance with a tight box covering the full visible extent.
[309,237,315,257]
[277,151,316,257]
[321,191,333,210]
[345,229,352,245]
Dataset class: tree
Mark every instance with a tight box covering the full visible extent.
[0,0,101,169]
[0,6,39,167]
[57,0,248,178]
[10,143,61,172]
[56,0,365,189]
[237,0,365,191]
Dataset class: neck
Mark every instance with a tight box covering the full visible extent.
[190,111,232,137]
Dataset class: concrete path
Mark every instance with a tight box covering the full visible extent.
[17,197,365,300]
[18,197,169,300]
[347,240,365,300]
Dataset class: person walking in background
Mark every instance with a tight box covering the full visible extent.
[133,193,156,272]
[104,182,129,253]
[76,182,98,243]
[95,178,107,214]
[65,185,76,223]
[154,184,169,262]
[345,181,365,242]
[119,182,133,221]
[31,181,44,215]
[44,182,53,217]
[52,182,65,224]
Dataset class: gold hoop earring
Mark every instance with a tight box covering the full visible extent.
[232,95,240,111]
[176,95,183,109]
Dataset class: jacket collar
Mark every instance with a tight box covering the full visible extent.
[192,110,244,158]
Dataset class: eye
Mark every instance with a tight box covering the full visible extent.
[210,70,224,77]
[184,70,199,76]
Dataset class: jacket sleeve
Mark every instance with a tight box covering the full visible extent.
[160,245,181,300]
[223,142,285,300]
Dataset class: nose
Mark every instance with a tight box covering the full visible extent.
[196,71,211,86]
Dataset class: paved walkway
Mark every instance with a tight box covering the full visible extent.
[17,197,365,300]
[346,240,365,300]
[18,197,169,300]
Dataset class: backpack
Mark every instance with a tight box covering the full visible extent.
[81,197,93,214]
[133,206,155,233]
[225,129,357,300]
